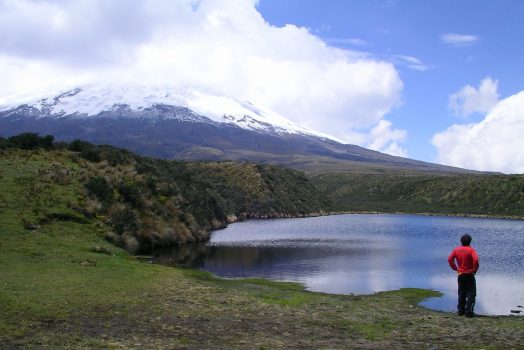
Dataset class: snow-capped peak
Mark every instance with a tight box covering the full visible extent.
[0,83,342,142]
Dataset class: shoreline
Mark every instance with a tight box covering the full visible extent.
[328,210,524,221]
[164,266,523,318]
[220,209,524,227]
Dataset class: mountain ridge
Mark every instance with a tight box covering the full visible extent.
[0,83,335,139]
[0,84,482,175]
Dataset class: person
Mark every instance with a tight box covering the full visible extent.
[448,234,479,317]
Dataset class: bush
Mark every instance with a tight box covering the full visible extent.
[85,176,113,203]
[0,136,9,149]
[117,181,143,208]
[110,209,138,236]
[54,141,69,150]
[68,139,93,152]
[68,139,101,162]
[98,145,133,166]
[8,133,54,150]
[80,148,101,162]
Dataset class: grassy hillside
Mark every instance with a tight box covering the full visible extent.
[0,133,330,253]
[312,173,524,218]
[187,161,329,219]
[1,138,523,349]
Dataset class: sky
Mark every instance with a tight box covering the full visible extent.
[0,0,523,173]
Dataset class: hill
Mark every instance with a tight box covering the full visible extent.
[0,133,329,253]
[0,84,478,175]
[312,172,524,218]
[2,132,522,236]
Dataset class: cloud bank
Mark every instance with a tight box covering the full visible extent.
[0,0,405,156]
[433,90,524,174]
[449,77,499,117]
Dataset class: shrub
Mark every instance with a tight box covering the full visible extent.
[68,139,102,162]
[68,139,93,152]
[8,133,54,150]
[80,148,101,162]
[98,146,133,166]
[117,181,143,208]
[110,209,138,236]
[54,141,69,150]
[0,136,9,149]
[85,176,113,203]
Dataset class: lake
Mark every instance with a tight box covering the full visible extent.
[153,214,524,316]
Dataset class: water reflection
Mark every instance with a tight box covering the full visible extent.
[422,274,524,315]
[153,214,524,316]
[154,242,210,267]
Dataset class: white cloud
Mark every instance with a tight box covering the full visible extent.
[392,55,432,71]
[0,0,405,147]
[440,33,479,46]
[359,119,408,157]
[433,91,524,174]
[324,37,368,46]
[0,56,93,100]
[383,142,408,158]
[0,0,199,66]
[449,77,499,117]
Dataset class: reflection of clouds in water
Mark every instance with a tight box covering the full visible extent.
[300,240,405,295]
[210,216,402,244]
[302,270,405,295]
[425,274,524,316]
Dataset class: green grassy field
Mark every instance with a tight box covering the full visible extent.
[1,148,524,349]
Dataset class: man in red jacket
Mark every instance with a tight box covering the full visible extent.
[448,234,479,317]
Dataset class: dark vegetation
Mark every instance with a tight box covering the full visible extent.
[0,133,330,253]
[312,173,524,218]
[1,132,55,150]
[2,132,522,256]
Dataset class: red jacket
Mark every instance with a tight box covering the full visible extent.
[448,246,479,274]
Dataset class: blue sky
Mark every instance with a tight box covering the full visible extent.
[0,0,523,172]
[257,0,524,163]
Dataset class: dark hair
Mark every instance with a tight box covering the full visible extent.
[460,234,472,246]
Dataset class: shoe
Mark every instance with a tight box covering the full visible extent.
[457,311,465,316]
[465,312,475,318]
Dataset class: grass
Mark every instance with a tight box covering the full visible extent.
[1,149,524,349]
[312,172,524,218]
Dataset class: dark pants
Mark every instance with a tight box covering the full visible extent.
[457,273,476,315]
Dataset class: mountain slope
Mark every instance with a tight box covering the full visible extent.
[0,135,330,252]
[0,84,476,174]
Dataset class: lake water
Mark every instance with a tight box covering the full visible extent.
[153,214,524,316]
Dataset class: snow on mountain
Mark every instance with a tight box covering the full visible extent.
[0,83,343,142]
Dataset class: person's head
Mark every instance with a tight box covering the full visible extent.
[460,234,472,246]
